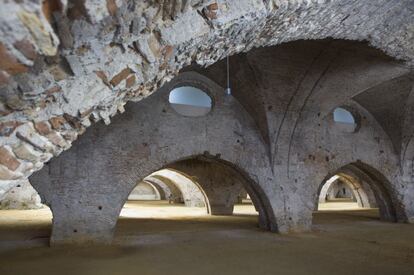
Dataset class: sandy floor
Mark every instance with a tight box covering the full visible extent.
[318,199,359,210]
[0,201,413,275]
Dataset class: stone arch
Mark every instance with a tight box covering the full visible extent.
[337,172,377,208]
[318,174,376,209]
[166,156,270,226]
[116,153,275,231]
[260,79,411,229]
[324,179,357,201]
[316,162,398,222]
[23,39,414,246]
[127,181,161,201]
[148,169,207,208]
[144,177,182,203]
[167,157,257,215]
[2,0,413,192]
[29,71,280,245]
[143,180,166,200]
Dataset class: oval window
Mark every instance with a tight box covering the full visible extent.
[333,107,358,132]
[169,86,212,117]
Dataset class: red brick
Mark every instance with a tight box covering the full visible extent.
[34,121,52,136]
[110,68,132,87]
[0,42,28,75]
[0,147,20,171]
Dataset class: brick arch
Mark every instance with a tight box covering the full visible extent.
[127,181,162,201]
[29,71,281,245]
[317,174,374,209]
[146,170,208,208]
[1,1,413,189]
[117,154,275,233]
[316,162,399,222]
[166,156,274,229]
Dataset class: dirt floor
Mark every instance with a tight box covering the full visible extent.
[318,199,359,210]
[0,201,413,275]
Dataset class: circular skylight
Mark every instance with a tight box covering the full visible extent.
[333,107,358,133]
[169,86,212,117]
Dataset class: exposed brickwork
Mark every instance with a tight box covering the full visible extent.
[0,1,413,244]
[0,147,20,171]
[0,0,412,187]
[0,42,28,75]
[34,121,52,136]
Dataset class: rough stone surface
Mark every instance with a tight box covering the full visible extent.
[0,146,20,171]
[30,71,277,244]
[29,45,414,244]
[0,1,413,245]
[0,179,42,209]
[1,0,414,187]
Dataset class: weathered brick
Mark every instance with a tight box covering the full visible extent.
[45,85,62,96]
[203,3,218,20]
[34,121,52,136]
[0,164,23,180]
[106,0,117,16]
[0,70,9,86]
[163,45,174,61]
[13,40,37,60]
[0,147,20,171]
[42,0,62,22]
[95,70,110,87]
[0,121,22,137]
[0,42,28,75]
[126,75,136,88]
[110,68,132,87]
[49,116,67,130]
[47,131,69,148]
[63,113,83,130]
[13,143,41,163]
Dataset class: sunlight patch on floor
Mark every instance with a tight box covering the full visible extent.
[318,201,360,211]
[120,201,258,218]
[120,201,208,218]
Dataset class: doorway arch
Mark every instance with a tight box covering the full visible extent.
[316,161,398,222]
[117,154,275,233]
[165,156,270,228]
[318,174,375,209]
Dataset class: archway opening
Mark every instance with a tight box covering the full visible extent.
[114,157,266,243]
[317,174,373,211]
[119,168,208,221]
[314,162,397,223]
[0,180,53,249]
